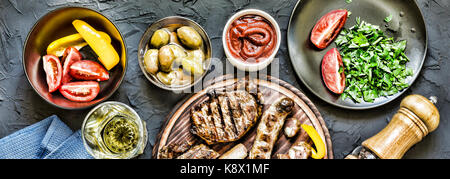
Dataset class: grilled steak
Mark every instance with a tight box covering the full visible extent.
[249,97,294,159]
[191,90,261,145]
[158,140,195,159]
[176,144,220,159]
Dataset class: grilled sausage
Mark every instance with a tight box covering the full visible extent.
[249,97,294,159]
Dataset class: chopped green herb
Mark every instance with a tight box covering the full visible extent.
[384,14,393,23]
[346,0,352,4]
[336,18,413,103]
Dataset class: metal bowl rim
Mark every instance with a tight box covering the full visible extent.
[137,16,213,91]
[22,6,128,110]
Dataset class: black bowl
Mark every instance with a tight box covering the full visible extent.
[287,0,427,109]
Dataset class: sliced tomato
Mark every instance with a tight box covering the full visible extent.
[43,55,62,92]
[321,48,345,94]
[59,81,100,102]
[61,47,83,84]
[69,60,109,81]
[311,9,348,49]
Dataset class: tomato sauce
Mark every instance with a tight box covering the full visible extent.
[226,15,277,63]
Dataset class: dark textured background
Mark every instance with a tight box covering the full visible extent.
[0,0,448,159]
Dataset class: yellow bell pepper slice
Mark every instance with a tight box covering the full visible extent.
[72,19,119,70]
[301,124,326,159]
[46,31,111,57]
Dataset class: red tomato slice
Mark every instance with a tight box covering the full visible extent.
[43,55,62,92]
[311,9,348,49]
[61,47,83,84]
[69,60,109,81]
[321,48,345,94]
[59,81,100,102]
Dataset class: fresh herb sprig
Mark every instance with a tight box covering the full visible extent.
[335,17,413,103]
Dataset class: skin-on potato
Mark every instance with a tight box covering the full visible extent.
[143,49,159,74]
[158,45,175,72]
[151,29,170,48]
[177,26,202,49]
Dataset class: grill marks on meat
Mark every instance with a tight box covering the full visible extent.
[191,90,260,145]
[209,98,226,140]
[217,95,238,140]
[158,140,195,159]
[176,144,220,159]
[227,92,246,135]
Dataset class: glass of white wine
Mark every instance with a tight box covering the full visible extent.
[82,101,148,159]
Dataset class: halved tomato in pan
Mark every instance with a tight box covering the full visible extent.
[321,48,345,94]
[42,55,62,93]
[59,81,100,102]
[61,47,83,84]
[311,9,348,49]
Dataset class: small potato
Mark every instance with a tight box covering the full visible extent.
[157,68,191,85]
[143,49,159,74]
[177,26,203,49]
[158,45,175,72]
[156,71,174,85]
[169,32,181,45]
[284,118,301,138]
[150,29,169,48]
[168,44,187,65]
[189,49,205,61]
[181,49,205,75]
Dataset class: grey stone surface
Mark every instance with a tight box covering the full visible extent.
[0,0,448,159]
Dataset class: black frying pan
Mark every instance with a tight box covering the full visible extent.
[287,0,427,110]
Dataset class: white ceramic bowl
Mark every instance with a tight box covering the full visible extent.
[222,9,281,72]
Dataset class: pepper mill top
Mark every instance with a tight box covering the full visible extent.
[400,94,440,133]
[362,94,440,159]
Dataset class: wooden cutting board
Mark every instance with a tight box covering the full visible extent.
[152,75,333,159]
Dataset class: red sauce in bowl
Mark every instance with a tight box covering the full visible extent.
[226,15,277,63]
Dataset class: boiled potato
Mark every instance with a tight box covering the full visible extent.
[168,44,187,65]
[157,68,191,85]
[169,32,181,45]
[189,49,205,61]
[156,71,174,85]
[150,29,169,48]
[143,49,159,74]
[181,49,205,75]
[177,26,202,49]
[158,45,175,72]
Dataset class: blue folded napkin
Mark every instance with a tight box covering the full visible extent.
[0,115,93,159]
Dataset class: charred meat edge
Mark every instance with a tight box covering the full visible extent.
[176,144,220,159]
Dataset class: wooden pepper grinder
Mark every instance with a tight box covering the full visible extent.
[346,94,440,159]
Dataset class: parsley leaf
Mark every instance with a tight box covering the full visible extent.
[384,14,393,23]
[336,18,413,103]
